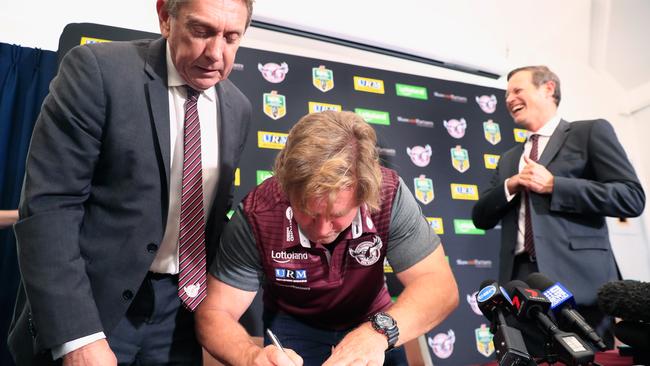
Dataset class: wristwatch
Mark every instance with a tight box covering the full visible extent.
[369,312,399,350]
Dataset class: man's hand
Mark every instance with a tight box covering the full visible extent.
[248,345,303,366]
[520,155,554,194]
[506,174,523,196]
[62,339,116,366]
[322,323,387,366]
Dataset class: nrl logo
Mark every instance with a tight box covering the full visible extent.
[348,235,382,266]
[476,94,497,114]
[258,62,289,83]
[312,65,334,92]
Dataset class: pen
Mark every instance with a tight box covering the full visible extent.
[267,328,297,365]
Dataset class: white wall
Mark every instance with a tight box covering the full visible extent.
[1,0,648,278]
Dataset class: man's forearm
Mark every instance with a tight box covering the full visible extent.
[196,308,261,365]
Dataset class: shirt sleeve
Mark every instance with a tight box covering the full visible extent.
[209,204,264,291]
[386,177,441,273]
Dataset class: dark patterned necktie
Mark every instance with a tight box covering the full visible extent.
[178,87,207,311]
[523,134,539,258]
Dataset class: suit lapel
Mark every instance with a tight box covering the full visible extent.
[538,119,570,166]
[144,38,171,187]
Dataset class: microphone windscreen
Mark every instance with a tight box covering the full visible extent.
[526,272,555,291]
[597,280,650,322]
[614,321,650,349]
[479,279,496,291]
[503,280,529,296]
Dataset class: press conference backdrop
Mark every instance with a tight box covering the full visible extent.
[58,23,522,366]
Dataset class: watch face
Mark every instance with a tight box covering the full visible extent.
[376,313,395,328]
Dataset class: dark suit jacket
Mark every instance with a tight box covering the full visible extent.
[9,38,251,365]
[472,119,644,305]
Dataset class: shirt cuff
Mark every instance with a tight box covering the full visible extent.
[51,332,106,360]
[504,178,517,202]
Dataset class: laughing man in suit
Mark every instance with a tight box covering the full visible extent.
[472,65,645,347]
[9,0,253,364]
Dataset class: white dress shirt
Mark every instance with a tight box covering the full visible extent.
[504,115,561,255]
[53,42,220,359]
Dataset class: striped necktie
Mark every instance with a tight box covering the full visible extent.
[523,134,539,258]
[178,86,207,311]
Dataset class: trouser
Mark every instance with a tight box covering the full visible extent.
[107,272,202,366]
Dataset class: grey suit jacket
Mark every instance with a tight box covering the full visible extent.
[9,38,251,364]
[472,119,644,305]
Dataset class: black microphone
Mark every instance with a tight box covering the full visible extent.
[505,280,595,366]
[476,280,535,366]
[526,272,607,351]
[597,279,650,322]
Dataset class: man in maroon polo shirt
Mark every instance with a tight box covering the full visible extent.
[196,111,459,366]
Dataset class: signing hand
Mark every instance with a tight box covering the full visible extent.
[248,345,303,366]
[322,323,387,366]
[62,339,117,366]
[519,155,554,194]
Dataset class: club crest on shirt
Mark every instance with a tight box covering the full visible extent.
[443,118,467,139]
[312,65,334,92]
[258,62,289,83]
[349,235,382,266]
[428,329,456,359]
[476,94,497,114]
[406,144,432,167]
[184,283,201,298]
[263,91,286,120]
[450,145,470,173]
[483,119,501,145]
[475,324,495,357]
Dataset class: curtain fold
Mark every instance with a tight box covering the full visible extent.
[0,42,57,366]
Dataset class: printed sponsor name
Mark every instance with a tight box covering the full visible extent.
[271,250,309,263]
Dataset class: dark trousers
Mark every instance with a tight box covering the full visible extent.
[263,311,408,366]
[509,254,615,358]
[107,272,202,366]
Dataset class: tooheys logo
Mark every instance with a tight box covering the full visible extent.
[271,250,309,263]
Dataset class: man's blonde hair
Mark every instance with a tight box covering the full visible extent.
[274,111,382,214]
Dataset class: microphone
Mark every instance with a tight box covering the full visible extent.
[526,272,607,351]
[597,280,650,322]
[476,280,535,366]
[504,280,595,366]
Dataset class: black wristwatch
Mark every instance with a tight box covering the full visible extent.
[369,312,399,350]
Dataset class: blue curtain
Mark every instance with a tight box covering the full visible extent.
[0,42,57,366]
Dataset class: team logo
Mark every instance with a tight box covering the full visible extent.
[348,235,383,266]
[263,91,287,120]
[308,101,341,113]
[414,175,434,205]
[484,154,500,169]
[428,330,456,359]
[183,283,201,298]
[467,291,483,315]
[476,94,497,114]
[312,65,334,92]
[426,217,444,235]
[353,76,385,94]
[258,62,289,83]
[450,145,470,173]
[475,324,495,357]
[450,184,479,200]
[406,144,432,167]
[513,128,528,143]
[483,120,501,145]
[443,118,467,139]
[258,131,288,149]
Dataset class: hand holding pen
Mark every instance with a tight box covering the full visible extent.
[265,329,303,366]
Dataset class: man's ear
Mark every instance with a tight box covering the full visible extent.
[156,0,171,38]
[543,80,556,99]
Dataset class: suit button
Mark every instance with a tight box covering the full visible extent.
[122,290,134,300]
[147,243,158,253]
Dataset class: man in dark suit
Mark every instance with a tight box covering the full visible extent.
[472,65,645,346]
[9,0,253,364]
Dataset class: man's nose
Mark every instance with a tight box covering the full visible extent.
[204,36,224,62]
